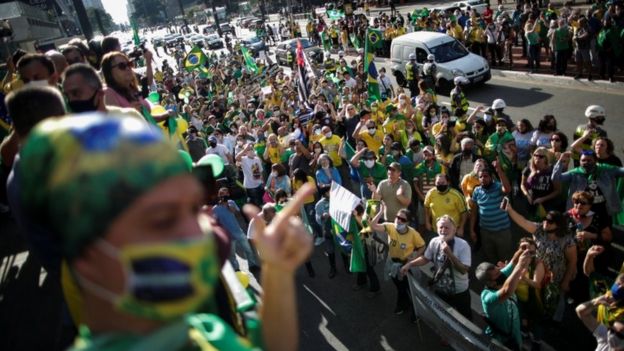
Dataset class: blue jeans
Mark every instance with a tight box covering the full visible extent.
[246,185,263,207]
[229,236,260,271]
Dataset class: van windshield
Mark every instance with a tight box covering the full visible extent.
[428,39,469,63]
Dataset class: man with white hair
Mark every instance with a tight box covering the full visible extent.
[400,215,472,319]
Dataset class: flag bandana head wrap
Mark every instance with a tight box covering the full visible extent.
[18,113,189,260]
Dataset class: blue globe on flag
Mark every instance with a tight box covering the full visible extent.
[187,54,199,65]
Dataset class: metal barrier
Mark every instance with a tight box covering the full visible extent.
[406,268,510,351]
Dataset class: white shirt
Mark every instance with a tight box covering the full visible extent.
[344,77,357,89]
[205,143,231,165]
[424,236,471,293]
[379,74,393,95]
[240,155,264,189]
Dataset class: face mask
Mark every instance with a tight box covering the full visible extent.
[209,141,217,148]
[68,90,99,113]
[219,195,229,202]
[583,163,596,172]
[76,228,218,321]
[321,163,330,169]
[271,171,278,177]
[436,185,448,192]
[364,160,375,168]
[396,223,407,232]
[368,128,376,135]
[496,126,507,134]
[325,132,333,138]
[612,282,624,301]
[462,148,472,155]
[24,79,50,88]
[314,129,321,135]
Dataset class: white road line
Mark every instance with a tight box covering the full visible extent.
[304,284,337,317]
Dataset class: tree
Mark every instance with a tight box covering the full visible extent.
[86,8,117,36]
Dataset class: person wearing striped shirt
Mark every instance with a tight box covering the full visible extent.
[469,161,513,264]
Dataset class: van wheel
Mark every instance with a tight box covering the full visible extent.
[437,79,453,96]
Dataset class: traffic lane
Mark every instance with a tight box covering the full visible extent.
[297,249,450,351]
[464,77,624,157]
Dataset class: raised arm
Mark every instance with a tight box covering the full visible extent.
[505,202,539,235]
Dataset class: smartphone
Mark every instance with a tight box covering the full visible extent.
[500,197,509,210]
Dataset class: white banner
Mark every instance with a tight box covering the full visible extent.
[329,181,361,231]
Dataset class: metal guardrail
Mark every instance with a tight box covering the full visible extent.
[406,268,510,351]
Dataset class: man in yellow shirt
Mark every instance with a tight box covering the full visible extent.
[319,125,342,167]
[424,173,468,236]
[370,207,425,317]
[356,119,385,155]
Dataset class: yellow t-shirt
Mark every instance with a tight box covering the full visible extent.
[385,224,425,261]
[423,188,467,229]
[266,145,281,164]
[293,176,317,205]
[320,135,343,166]
[358,129,385,155]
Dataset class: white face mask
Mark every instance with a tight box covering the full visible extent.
[24,79,50,88]
[396,223,407,232]
[325,132,333,138]
[364,160,375,168]
[368,128,376,135]
[314,129,321,135]
[321,163,330,169]
[271,171,278,177]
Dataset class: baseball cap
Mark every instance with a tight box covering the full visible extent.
[422,145,434,154]
[388,162,401,171]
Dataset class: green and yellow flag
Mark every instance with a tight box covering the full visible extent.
[320,31,331,52]
[364,29,381,103]
[184,46,209,75]
[241,46,259,75]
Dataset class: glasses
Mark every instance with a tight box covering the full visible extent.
[574,200,589,205]
[112,61,133,71]
[551,138,561,142]
[533,154,545,159]
[396,216,407,222]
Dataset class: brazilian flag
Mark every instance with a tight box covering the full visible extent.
[332,217,366,273]
[320,31,331,52]
[184,46,209,75]
[364,29,381,103]
[241,46,259,75]
[366,28,383,53]
[349,33,361,50]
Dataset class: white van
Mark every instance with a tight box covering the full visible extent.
[390,31,490,93]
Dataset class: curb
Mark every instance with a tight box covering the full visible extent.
[491,69,624,91]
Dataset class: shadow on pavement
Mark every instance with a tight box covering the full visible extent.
[466,82,554,108]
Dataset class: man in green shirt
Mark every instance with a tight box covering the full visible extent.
[351,149,387,199]
[553,19,571,76]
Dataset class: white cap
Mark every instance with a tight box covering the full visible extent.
[409,53,416,60]
[427,54,435,61]
[492,98,506,110]
[338,50,345,57]
[585,105,606,119]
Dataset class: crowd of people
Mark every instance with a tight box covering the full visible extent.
[301,0,623,81]
[1,2,624,350]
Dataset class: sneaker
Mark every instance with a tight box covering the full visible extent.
[314,236,325,246]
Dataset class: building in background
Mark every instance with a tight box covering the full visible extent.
[0,1,63,54]
[82,0,104,11]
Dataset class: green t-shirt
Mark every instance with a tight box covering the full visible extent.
[481,263,522,349]
[358,161,387,185]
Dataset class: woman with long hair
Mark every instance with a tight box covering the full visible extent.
[521,147,561,217]
[506,205,577,321]
[101,51,170,122]
[572,135,622,167]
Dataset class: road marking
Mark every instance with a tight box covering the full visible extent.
[319,314,349,351]
[303,284,337,316]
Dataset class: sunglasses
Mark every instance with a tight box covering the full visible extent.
[533,154,545,159]
[396,216,408,222]
[574,200,589,205]
[112,61,133,71]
